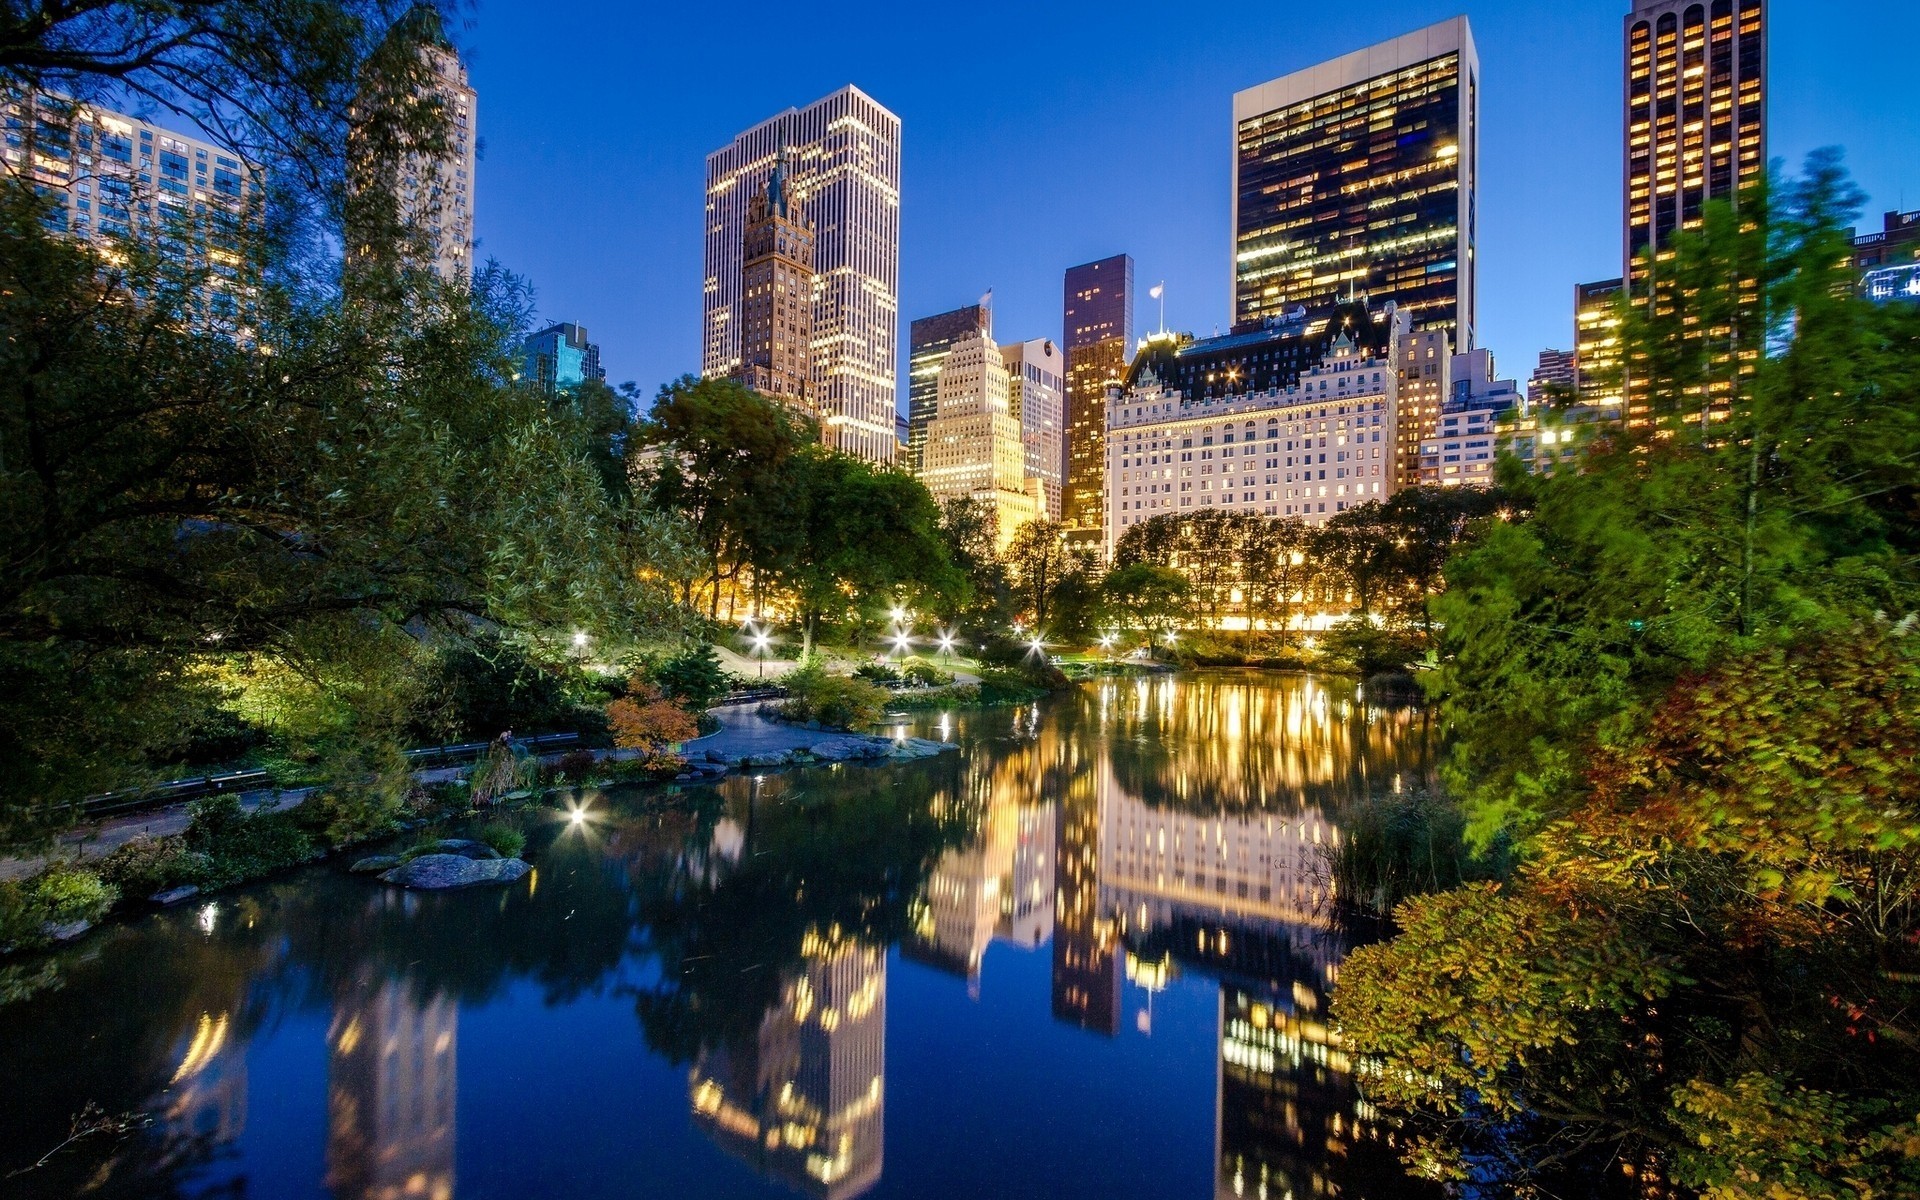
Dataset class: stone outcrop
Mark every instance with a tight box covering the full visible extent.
[379,854,529,890]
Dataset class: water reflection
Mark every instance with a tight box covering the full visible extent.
[0,671,1437,1200]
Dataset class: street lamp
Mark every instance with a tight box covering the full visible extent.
[936,630,957,662]
[751,629,773,679]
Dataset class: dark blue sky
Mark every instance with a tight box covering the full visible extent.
[463,0,1919,405]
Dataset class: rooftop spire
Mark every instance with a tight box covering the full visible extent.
[767,139,791,219]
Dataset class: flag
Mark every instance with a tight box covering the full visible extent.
[1149,283,1165,300]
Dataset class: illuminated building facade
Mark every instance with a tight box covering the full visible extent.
[1002,337,1066,520]
[1,92,259,325]
[704,87,902,464]
[327,980,458,1200]
[736,148,817,412]
[905,303,990,472]
[917,328,1043,550]
[691,937,886,1200]
[521,322,605,395]
[1104,303,1410,553]
[1062,256,1134,550]
[1233,17,1479,350]
[1855,210,1920,305]
[1528,348,1577,404]
[1419,348,1520,488]
[1574,278,1626,408]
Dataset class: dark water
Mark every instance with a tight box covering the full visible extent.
[0,671,1443,1200]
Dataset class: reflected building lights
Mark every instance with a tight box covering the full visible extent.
[326,979,458,1200]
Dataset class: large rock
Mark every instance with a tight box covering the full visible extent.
[424,839,501,861]
[349,855,403,875]
[150,885,202,905]
[380,854,529,890]
[808,737,891,763]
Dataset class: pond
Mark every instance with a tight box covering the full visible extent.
[0,671,1445,1200]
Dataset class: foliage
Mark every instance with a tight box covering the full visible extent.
[548,749,600,785]
[640,643,735,713]
[181,795,322,889]
[478,823,526,860]
[302,737,409,847]
[467,741,537,806]
[1315,616,1425,676]
[1004,519,1071,632]
[96,836,213,898]
[2,863,118,946]
[607,684,700,756]
[1325,791,1499,915]
[854,661,903,685]
[899,657,953,687]
[776,663,888,731]
[974,668,1051,707]
[1100,563,1193,652]
[935,497,1008,626]
[412,630,604,745]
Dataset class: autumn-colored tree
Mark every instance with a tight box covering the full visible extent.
[608,684,699,762]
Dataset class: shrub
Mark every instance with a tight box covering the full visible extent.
[899,657,953,687]
[643,644,737,712]
[411,631,603,744]
[479,823,526,859]
[549,749,600,784]
[1326,791,1506,915]
[777,663,888,730]
[98,836,212,897]
[854,661,903,686]
[301,739,410,847]
[1315,617,1425,677]
[183,794,323,889]
[976,668,1049,707]
[469,741,539,806]
[608,684,701,759]
[2,864,119,946]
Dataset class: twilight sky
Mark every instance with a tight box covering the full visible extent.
[461,0,1919,406]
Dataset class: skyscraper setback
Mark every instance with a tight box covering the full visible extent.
[1062,256,1133,547]
[704,87,902,464]
[906,304,990,473]
[1233,17,1479,351]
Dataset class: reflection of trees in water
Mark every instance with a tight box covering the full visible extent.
[620,762,972,1065]
[1090,672,1435,817]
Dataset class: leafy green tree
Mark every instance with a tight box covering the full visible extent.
[1100,563,1192,654]
[935,496,1008,628]
[1313,503,1397,617]
[1004,518,1071,634]
[1240,515,1316,653]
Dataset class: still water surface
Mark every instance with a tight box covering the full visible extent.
[0,671,1443,1200]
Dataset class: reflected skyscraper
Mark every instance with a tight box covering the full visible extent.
[327,980,458,1200]
[161,1009,248,1156]
[1051,748,1122,1036]
[691,935,886,1200]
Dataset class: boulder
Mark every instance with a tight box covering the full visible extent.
[150,885,202,905]
[380,854,530,890]
[349,855,404,875]
[43,920,91,943]
[423,839,500,861]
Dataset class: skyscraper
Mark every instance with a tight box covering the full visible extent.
[1233,17,1479,350]
[917,328,1042,549]
[1528,348,1578,404]
[1062,256,1133,550]
[735,148,816,413]
[705,87,902,464]
[1001,338,1066,520]
[521,322,605,395]
[906,304,990,472]
[1624,0,1766,292]
[1574,278,1626,408]
[346,37,476,285]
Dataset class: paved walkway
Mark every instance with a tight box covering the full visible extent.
[684,705,859,760]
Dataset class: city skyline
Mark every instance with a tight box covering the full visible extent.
[460,0,1916,413]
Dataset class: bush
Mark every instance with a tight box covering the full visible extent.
[301,739,409,847]
[479,823,526,859]
[1326,791,1506,915]
[976,668,1049,706]
[777,663,888,730]
[1,864,120,949]
[411,631,604,744]
[469,741,539,806]
[854,661,903,686]
[98,836,212,897]
[183,794,323,889]
[642,644,736,712]
[899,657,953,687]
[1315,617,1426,677]
[607,684,701,760]
[548,749,600,785]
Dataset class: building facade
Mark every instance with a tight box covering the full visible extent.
[704,87,902,464]
[918,329,1042,549]
[1104,303,1410,556]
[1855,210,1920,305]
[521,322,605,394]
[1419,348,1520,488]
[1574,278,1626,408]
[1002,338,1066,520]
[1528,349,1577,404]
[2,92,260,325]
[905,304,990,472]
[736,149,816,411]
[1233,17,1479,350]
[1063,256,1134,548]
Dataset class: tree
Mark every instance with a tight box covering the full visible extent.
[1378,487,1504,636]
[1100,564,1192,654]
[1313,503,1397,617]
[1004,518,1071,633]
[1240,516,1316,653]
[936,496,1007,628]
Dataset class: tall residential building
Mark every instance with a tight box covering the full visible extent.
[735,149,816,412]
[906,304,990,472]
[704,87,902,464]
[1233,17,1479,350]
[521,322,605,395]
[1105,302,1411,554]
[326,980,458,1200]
[345,37,476,285]
[1528,349,1578,404]
[917,328,1042,549]
[1062,256,1134,548]
[1,91,260,324]
[1002,338,1067,520]
[1420,348,1521,488]
[1574,278,1626,407]
[1624,0,1766,292]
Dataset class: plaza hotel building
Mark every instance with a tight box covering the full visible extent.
[1103,301,1409,556]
